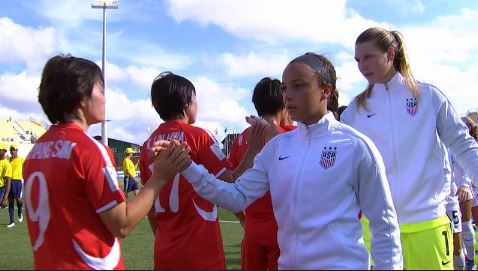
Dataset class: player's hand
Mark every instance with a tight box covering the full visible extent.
[246,115,279,143]
[151,139,191,181]
[0,199,7,208]
[246,121,266,155]
[151,140,191,158]
[456,186,472,202]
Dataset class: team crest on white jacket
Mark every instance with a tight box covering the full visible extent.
[320,146,337,169]
[406,97,418,116]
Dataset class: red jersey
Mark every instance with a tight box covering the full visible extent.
[23,123,126,270]
[140,120,230,270]
[229,125,295,246]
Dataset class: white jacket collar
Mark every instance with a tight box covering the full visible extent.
[373,72,405,93]
[296,112,336,138]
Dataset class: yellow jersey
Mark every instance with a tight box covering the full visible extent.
[9,156,24,180]
[122,157,136,178]
[0,158,13,187]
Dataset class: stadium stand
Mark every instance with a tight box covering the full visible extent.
[0,118,49,158]
[0,119,21,142]
[16,120,47,140]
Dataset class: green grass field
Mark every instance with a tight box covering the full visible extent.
[0,207,243,270]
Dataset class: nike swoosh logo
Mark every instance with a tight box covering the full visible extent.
[367,113,377,118]
[278,155,290,161]
[442,259,451,266]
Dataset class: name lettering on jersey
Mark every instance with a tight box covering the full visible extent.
[238,134,244,146]
[147,131,185,150]
[27,140,76,160]
[320,146,337,169]
[406,97,418,116]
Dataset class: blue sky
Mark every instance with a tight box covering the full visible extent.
[1,0,478,145]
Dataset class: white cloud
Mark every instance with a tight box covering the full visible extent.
[0,17,57,70]
[165,0,382,47]
[220,52,289,78]
[99,61,127,81]
[411,1,426,14]
[0,71,44,116]
[125,65,162,89]
[399,8,478,114]
[194,76,252,124]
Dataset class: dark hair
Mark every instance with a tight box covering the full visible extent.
[289,52,339,112]
[336,105,348,121]
[252,77,284,117]
[38,54,103,124]
[151,72,196,121]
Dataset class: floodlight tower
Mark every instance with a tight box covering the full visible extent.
[91,0,118,146]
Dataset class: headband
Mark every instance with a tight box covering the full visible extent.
[290,53,333,85]
[291,53,325,72]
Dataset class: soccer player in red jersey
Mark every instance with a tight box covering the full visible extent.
[140,72,263,270]
[23,55,189,270]
[229,77,295,270]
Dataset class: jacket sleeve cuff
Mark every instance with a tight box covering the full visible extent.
[181,161,205,184]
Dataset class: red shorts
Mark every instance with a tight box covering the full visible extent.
[241,239,280,270]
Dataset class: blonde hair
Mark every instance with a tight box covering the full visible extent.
[355,27,420,110]
[462,116,478,141]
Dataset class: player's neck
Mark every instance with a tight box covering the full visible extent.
[261,114,281,126]
[167,116,190,124]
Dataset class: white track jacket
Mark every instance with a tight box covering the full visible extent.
[182,113,402,270]
[341,72,478,224]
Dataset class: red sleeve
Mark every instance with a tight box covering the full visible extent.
[195,129,231,176]
[83,144,125,213]
[228,136,241,169]
[139,143,150,185]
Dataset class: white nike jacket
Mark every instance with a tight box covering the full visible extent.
[341,72,478,224]
[182,113,402,270]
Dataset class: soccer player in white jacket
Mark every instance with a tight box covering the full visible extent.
[177,52,403,269]
[341,27,478,270]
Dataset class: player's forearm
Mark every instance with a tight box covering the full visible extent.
[120,177,165,236]
[234,211,245,226]
[4,178,11,196]
[102,176,165,238]
[232,147,258,179]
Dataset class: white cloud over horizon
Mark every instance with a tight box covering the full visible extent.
[1,0,478,146]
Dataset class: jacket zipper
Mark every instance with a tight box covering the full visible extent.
[292,126,312,266]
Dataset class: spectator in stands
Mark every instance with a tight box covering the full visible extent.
[123,147,140,198]
[7,143,24,228]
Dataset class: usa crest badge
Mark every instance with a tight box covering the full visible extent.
[406,97,418,116]
[320,146,337,169]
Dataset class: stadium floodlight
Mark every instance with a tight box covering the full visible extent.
[91,0,118,146]
[91,0,118,9]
